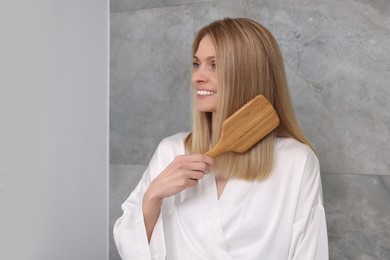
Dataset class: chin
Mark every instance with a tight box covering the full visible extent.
[196,107,216,113]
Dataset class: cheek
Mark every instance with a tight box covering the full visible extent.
[191,73,196,84]
[212,75,218,86]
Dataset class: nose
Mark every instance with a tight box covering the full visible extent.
[192,66,208,85]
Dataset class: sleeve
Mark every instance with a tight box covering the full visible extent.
[288,151,329,260]
[113,147,166,260]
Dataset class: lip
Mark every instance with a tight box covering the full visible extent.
[196,87,216,91]
[196,89,217,98]
[196,87,217,94]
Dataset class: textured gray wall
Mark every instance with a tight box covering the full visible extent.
[110,0,390,259]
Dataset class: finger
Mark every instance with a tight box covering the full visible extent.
[188,170,205,180]
[189,154,214,165]
[203,155,214,166]
[186,161,210,173]
[187,178,199,187]
[176,175,199,187]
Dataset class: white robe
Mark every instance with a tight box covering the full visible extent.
[114,132,329,260]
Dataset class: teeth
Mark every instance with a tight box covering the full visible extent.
[197,90,216,96]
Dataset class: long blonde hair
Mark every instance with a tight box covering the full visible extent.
[185,18,313,180]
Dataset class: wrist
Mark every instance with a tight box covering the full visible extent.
[144,186,163,206]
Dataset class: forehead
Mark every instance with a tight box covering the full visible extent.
[195,35,216,57]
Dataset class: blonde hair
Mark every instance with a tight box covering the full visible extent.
[185,18,313,180]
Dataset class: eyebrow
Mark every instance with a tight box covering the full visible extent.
[193,55,216,61]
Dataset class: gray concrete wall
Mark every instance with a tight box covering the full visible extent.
[110,1,390,259]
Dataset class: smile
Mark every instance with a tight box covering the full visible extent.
[197,90,216,96]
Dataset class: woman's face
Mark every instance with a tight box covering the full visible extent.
[192,35,218,113]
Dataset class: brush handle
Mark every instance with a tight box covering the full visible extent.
[204,142,227,158]
[204,147,219,159]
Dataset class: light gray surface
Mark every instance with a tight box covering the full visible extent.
[110,0,390,259]
[0,1,109,260]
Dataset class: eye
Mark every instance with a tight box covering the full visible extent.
[211,62,216,70]
[193,61,200,69]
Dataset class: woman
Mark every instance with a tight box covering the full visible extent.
[114,18,328,260]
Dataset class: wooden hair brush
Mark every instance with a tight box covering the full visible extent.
[205,95,280,158]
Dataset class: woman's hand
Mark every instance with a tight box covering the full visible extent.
[142,154,213,242]
[147,154,213,200]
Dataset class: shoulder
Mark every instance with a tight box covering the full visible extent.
[273,138,321,197]
[155,132,189,157]
[158,132,189,149]
[147,132,189,176]
[275,137,319,167]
